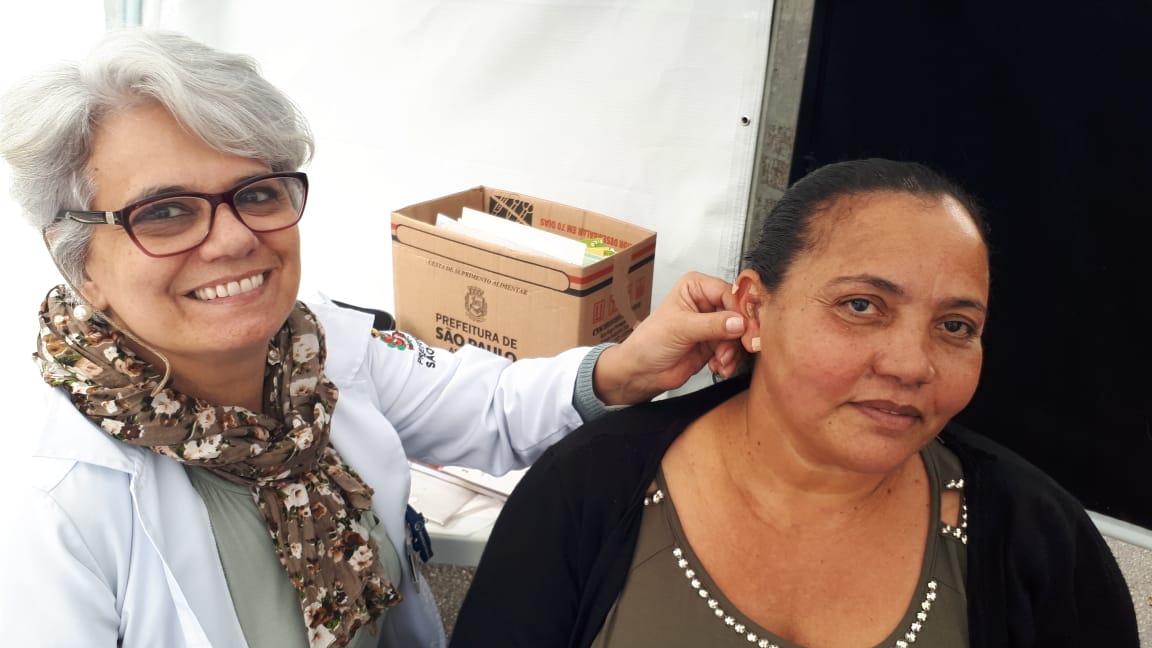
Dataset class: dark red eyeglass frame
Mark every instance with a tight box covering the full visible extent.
[54,171,309,257]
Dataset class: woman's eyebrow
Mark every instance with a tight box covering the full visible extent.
[124,184,189,206]
[943,297,987,314]
[123,173,268,206]
[828,274,904,296]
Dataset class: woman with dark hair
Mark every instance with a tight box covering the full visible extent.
[0,30,748,648]
[451,158,1139,647]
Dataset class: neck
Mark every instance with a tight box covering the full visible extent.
[707,391,917,527]
[130,340,268,412]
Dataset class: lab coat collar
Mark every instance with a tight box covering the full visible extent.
[34,381,141,474]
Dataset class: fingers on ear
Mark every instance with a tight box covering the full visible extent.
[734,269,765,353]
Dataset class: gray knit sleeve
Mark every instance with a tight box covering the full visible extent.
[572,343,628,422]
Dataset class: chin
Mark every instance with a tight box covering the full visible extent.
[205,311,293,351]
[838,437,932,475]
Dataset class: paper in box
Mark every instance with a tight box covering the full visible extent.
[390,187,656,360]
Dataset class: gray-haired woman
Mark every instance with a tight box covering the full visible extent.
[0,29,746,648]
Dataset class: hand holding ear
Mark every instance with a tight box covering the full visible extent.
[591,271,746,405]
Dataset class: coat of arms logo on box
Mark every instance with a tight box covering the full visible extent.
[465,286,488,322]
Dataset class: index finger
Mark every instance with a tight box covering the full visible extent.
[679,271,739,314]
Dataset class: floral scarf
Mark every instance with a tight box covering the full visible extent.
[35,285,400,648]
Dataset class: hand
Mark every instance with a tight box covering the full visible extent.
[592,271,746,405]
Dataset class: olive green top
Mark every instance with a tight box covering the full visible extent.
[591,439,969,648]
[186,466,401,648]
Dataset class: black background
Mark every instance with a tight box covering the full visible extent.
[792,1,1152,528]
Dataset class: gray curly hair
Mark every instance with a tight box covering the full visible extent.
[0,29,314,289]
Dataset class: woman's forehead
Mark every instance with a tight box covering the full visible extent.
[805,191,980,250]
[87,103,267,205]
[791,192,989,296]
[808,190,974,239]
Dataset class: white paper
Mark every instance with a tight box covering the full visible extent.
[457,206,588,265]
[431,495,503,537]
[407,467,479,526]
[435,213,522,251]
[436,465,526,498]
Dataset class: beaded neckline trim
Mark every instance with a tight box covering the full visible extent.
[646,489,941,647]
[939,503,968,544]
[939,479,968,544]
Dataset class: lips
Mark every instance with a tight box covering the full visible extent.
[853,400,923,418]
[851,400,924,432]
[192,272,265,301]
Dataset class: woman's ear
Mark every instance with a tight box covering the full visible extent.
[78,274,109,312]
[43,229,108,312]
[734,269,767,353]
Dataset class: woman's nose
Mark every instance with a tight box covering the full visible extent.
[872,326,937,387]
[197,203,259,258]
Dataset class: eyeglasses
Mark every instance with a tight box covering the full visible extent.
[56,171,309,257]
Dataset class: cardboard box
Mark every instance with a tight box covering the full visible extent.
[391,187,656,360]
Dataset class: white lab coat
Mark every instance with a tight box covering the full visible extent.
[1,300,588,647]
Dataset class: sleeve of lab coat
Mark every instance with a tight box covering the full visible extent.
[362,329,589,476]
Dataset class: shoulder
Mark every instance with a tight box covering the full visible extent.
[523,376,749,502]
[942,422,1113,558]
[306,298,443,382]
[942,427,1140,643]
[459,378,750,646]
[305,299,376,382]
[31,385,144,484]
[942,423,1082,511]
[24,388,145,538]
[14,454,137,579]
[306,298,375,343]
[23,458,134,530]
[26,396,140,522]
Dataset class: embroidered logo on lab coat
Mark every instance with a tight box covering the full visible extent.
[372,329,416,350]
[371,329,437,369]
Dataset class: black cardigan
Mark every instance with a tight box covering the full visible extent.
[451,377,1139,647]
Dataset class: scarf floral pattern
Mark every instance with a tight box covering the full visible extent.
[35,285,400,648]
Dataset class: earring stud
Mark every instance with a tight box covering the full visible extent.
[749,336,761,353]
[72,303,92,322]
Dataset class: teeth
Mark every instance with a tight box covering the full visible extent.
[194,273,264,301]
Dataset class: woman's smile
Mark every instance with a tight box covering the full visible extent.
[191,271,267,301]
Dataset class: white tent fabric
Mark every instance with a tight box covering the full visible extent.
[142,0,774,316]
